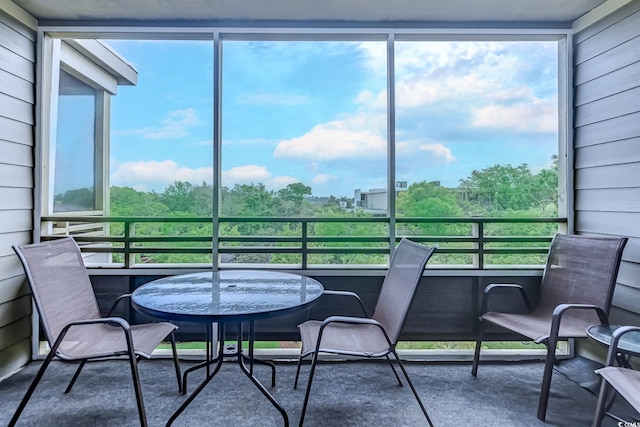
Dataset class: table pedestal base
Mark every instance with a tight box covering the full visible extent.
[181,322,276,393]
[167,321,288,427]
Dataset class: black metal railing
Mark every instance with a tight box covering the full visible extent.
[41,215,566,269]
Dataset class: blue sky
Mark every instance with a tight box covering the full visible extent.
[106,38,558,198]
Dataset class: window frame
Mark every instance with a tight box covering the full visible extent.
[39,38,113,222]
[34,26,572,257]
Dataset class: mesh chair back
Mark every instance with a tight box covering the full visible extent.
[14,237,102,347]
[535,233,627,323]
[372,239,436,344]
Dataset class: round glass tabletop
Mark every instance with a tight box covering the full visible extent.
[586,324,640,357]
[131,270,324,323]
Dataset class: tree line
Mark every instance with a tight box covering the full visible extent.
[106,157,558,219]
[54,159,558,265]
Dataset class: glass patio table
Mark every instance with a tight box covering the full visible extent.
[587,324,640,371]
[131,270,324,426]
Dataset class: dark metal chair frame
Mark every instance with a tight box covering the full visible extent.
[9,237,182,427]
[592,325,640,427]
[471,233,628,421]
[294,238,437,427]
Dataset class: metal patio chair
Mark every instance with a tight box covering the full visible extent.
[294,238,437,427]
[471,233,627,421]
[9,237,182,427]
[592,325,640,427]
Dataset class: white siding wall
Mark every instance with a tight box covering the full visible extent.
[574,1,640,333]
[0,10,35,379]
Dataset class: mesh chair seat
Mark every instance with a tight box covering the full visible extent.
[596,367,640,414]
[481,309,599,343]
[299,320,391,358]
[57,322,177,360]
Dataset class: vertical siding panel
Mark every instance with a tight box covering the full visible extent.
[574,6,640,340]
[0,11,35,379]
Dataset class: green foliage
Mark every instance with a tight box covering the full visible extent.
[162,181,213,215]
[54,187,95,212]
[396,181,468,242]
[108,160,560,265]
[111,186,168,217]
[458,157,558,215]
[222,183,280,217]
[222,182,318,217]
[277,183,312,210]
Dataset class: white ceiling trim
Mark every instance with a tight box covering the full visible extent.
[572,0,635,32]
[9,0,608,25]
[0,0,37,29]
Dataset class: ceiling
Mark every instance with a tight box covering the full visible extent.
[10,0,609,26]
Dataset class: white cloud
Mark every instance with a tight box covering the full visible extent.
[222,165,271,184]
[383,41,558,138]
[273,112,387,161]
[222,164,299,190]
[395,74,533,109]
[355,41,387,76]
[471,97,557,133]
[312,173,337,184]
[115,108,202,140]
[112,161,301,191]
[111,160,213,187]
[355,89,387,110]
[395,41,506,76]
[419,143,457,162]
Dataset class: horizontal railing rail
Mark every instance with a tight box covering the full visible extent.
[41,215,567,269]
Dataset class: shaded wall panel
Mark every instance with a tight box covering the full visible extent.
[573,3,640,360]
[575,137,640,167]
[95,273,542,342]
[0,10,35,379]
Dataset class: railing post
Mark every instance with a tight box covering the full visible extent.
[302,220,308,269]
[124,221,134,269]
[478,220,484,269]
[472,220,484,269]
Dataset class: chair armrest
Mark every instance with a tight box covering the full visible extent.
[321,315,380,327]
[322,290,369,317]
[541,304,609,345]
[316,316,392,353]
[481,283,533,314]
[604,325,640,366]
[67,317,131,329]
[107,293,133,317]
[50,317,133,359]
[552,303,608,324]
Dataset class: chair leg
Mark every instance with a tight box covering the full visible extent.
[123,332,148,427]
[294,352,305,389]
[392,350,434,427]
[386,354,403,386]
[298,352,319,427]
[129,356,147,427]
[8,348,59,427]
[169,332,182,393]
[64,359,87,393]
[537,340,556,421]
[471,321,485,376]
[592,377,611,427]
